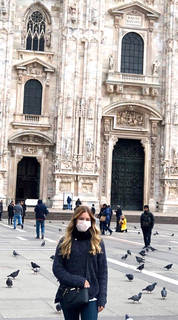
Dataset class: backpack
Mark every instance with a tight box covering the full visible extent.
[142,213,152,227]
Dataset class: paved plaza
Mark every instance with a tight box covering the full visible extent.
[1,219,178,320]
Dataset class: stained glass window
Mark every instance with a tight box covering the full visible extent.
[26,11,45,51]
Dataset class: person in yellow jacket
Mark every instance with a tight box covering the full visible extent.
[119,215,127,232]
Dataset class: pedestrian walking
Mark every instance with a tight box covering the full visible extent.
[98,204,107,235]
[13,201,23,229]
[53,205,108,320]
[8,200,14,225]
[34,199,49,239]
[0,200,3,221]
[103,205,112,235]
[67,196,72,210]
[75,198,82,209]
[20,200,26,225]
[91,204,96,215]
[140,205,154,249]
[115,205,122,232]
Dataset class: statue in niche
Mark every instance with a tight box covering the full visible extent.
[63,137,72,159]
[91,8,97,25]
[46,29,51,47]
[152,60,160,75]
[108,55,114,70]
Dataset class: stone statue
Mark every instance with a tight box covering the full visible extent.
[108,55,114,70]
[152,60,159,75]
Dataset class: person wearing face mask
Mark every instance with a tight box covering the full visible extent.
[53,206,108,320]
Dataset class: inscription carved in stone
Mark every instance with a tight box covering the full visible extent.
[117,111,144,127]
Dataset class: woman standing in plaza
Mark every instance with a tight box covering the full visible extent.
[53,206,108,320]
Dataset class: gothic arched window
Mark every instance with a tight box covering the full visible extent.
[23,80,42,115]
[26,11,46,51]
[121,32,144,74]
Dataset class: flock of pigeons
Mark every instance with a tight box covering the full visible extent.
[4,224,175,320]
[121,226,175,319]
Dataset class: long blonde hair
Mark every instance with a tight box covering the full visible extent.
[59,206,102,258]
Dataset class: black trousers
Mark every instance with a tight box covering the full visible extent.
[142,227,152,247]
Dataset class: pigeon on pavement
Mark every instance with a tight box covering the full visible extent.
[7,270,20,279]
[128,292,142,302]
[142,282,157,293]
[56,303,62,312]
[153,231,159,236]
[126,274,134,281]
[50,255,55,260]
[164,264,173,270]
[121,254,128,260]
[127,250,131,255]
[6,278,13,288]
[149,246,157,252]
[139,250,146,257]
[137,264,144,271]
[41,240,45,247]
[125,314,134,320]
[171,233,174,236]
[13,250,19,257]
[136,256,145,264]
[31,262,40,269]
[58,228,62,232]
[161,287,167,299]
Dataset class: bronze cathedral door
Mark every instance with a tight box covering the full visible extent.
[16,157,40,201]
[111,139,144,210]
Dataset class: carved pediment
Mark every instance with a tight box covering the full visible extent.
[14,57,55,73]
[109,1,160,20]
[8,131,53,146]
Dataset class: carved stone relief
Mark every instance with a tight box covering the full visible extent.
[23,145,37,154]
[60,182,71,192]
[26,63,43,76]
[82,183,93,193]
[117,111,144,127]
[102,135,109,195]
[85,138,94,161]
[150,136,157,197]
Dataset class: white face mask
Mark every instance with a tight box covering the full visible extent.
[76,220,91,232]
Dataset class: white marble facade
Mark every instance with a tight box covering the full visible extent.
[0,0,178,212]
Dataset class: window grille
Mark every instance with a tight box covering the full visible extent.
[121,32,144,75]
[23,80,42,115]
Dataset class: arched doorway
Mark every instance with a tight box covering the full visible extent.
[16,157,40,200]
[111,139,144,210]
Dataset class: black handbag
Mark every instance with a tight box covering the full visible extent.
[55,250,90,309]
[61,287,89,309]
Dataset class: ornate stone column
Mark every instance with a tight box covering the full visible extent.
[140,137,150,205]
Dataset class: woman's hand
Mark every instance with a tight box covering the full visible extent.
[98,306,104,312]
[84,280,90,288]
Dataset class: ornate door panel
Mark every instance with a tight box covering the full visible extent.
[111,139,144,210]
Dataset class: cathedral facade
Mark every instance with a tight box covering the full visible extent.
[0,0,178,212]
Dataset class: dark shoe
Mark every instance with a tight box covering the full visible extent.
[21,224,23,229]
[110,230,113,235]
[36,236,40,239]
[41,235,44,239]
